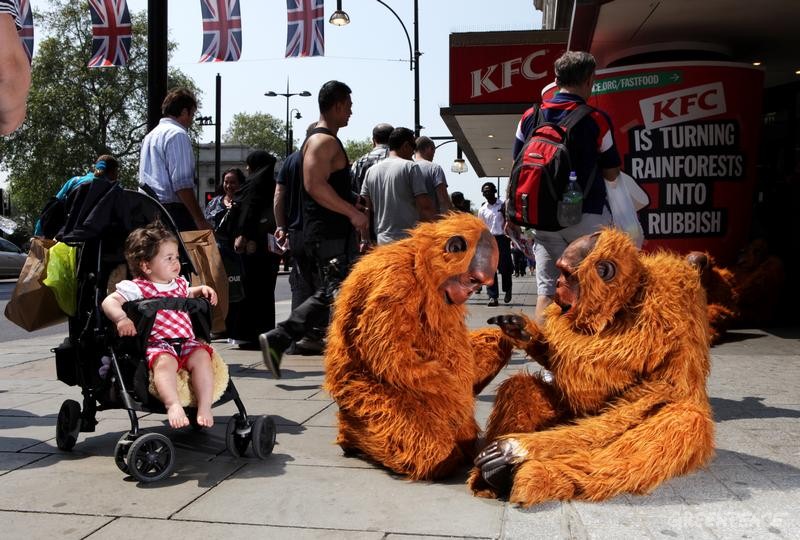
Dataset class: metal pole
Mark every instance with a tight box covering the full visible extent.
[413,0,420,137]
[215,74,221,188]
[285,82,290,158]
[147,0,168,131]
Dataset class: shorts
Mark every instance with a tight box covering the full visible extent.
[146,338,214,370]
[532,208,612,297]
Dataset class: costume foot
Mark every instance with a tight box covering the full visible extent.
[259,331,288,379]
[196,407,214,427]
[166,403,189,429]
[487,298,499,307]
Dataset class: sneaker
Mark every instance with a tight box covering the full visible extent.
[487,298,499,307]
[259,331,289,379]
[295,336,325,355]
[504,291,512,304]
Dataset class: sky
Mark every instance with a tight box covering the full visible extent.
[21,0,543,206]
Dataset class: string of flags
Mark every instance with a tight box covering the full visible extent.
[14,0,325,69]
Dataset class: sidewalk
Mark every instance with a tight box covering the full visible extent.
[0,274,798,539]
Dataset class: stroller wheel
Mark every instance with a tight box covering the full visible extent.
[251,415,277,460]
[126,432,176,483]
[114,433,135,474]
[226,414,251,457]
[56,399,82,451]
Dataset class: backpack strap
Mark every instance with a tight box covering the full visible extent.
[558,104,597,197]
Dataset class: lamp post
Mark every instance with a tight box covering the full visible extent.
[288,108,302,154]
[265,81,312,158]
[329,0,421,138]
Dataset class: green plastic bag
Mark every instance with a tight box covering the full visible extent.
[43,242,77,316]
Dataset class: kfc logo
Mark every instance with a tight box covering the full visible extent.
[470,49,549,98]
[639,82,726,130]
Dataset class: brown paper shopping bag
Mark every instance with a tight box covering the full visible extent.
[4,238,67,331]
[180,230,229,333]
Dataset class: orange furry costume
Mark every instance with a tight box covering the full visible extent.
[686,251,739,345]
[324,213,513,480]
[470,228,715,506]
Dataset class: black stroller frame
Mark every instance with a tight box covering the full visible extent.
[51,181,275,482]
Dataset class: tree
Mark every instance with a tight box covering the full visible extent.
[0,0,200,232]
[344,138,373,163]
[223,112,285,156]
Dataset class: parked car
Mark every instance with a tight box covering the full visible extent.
[0,237,27,278]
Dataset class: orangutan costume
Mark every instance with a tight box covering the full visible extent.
[324,213,514,480]
[469,228,715,506]
[686,251,739,345]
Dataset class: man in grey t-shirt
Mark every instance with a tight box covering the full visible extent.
[361,127,435,245]
[414,136,452,214]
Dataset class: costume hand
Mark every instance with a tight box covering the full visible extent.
[487,314,532,343]
[116,317,136,337]
[474,439,522,493]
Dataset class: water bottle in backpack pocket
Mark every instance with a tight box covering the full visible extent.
[556,171,583,227]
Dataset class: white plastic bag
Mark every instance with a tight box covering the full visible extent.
[605,176,644,248]
[619,171,649,210]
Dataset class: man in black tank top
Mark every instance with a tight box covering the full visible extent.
[259,81,369,378]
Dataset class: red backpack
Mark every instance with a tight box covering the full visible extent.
[506,104,595,231]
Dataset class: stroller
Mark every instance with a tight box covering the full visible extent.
[50,179,275,482]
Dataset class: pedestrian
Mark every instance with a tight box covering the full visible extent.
[414,135,452,214]
[226,151,281,349]
[513,51,621,324]
[360,127,435,245]
[259,80,368,378]
[35,155,120,238]
[0,0,30,135]
[139,87,212,232]
[101,221,218,428]
[478,182,513,306]
[203,167,246,339]
[351,122,393,193]
[274,121,327,354]
[450,191,471,213]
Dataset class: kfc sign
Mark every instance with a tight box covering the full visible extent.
[470,50,549,98]
[639,82,727,130]
[450,35,566,105]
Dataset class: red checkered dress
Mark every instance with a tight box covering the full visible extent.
[118,277,213,369]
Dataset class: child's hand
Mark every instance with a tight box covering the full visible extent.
[199,285,218,306]
[116,317,136,337]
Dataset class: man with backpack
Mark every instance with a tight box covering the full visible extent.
[510,51,621,324]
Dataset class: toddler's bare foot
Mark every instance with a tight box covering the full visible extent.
[196,406,214,428]
[166,403,189,428]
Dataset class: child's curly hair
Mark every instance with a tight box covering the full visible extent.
[124,220,179,279]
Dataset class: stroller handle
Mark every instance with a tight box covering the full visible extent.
[125,297,211,318]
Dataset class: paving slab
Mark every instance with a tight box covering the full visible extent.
[86,516,384,540]
[0,510,112,539]
[176,461,505,537]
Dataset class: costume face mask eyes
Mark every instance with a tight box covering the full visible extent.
[596,260,616,281]
[445,235,467,253]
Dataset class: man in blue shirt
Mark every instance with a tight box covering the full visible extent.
[139,88,211,231]
[513,51,621,324]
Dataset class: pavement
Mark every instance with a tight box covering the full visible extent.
[1,273,799,540]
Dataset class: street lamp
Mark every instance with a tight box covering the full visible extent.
[288,108,302,154]
[265,81,312,158]
[329,0,421,137]
[430,137,470,174]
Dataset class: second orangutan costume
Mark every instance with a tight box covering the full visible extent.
[470,228,715,506]
[324,213,513,480]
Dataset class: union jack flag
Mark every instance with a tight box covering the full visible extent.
[286,0,324,58]
[17,0,33,63]
[88,0,132,68]
[199,0,242,62]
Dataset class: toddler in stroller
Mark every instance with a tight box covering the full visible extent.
[51,181,275,482]
[102,221,218,429]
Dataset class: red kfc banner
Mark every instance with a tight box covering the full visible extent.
[450,36,566,105]
[543,61,763,264]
